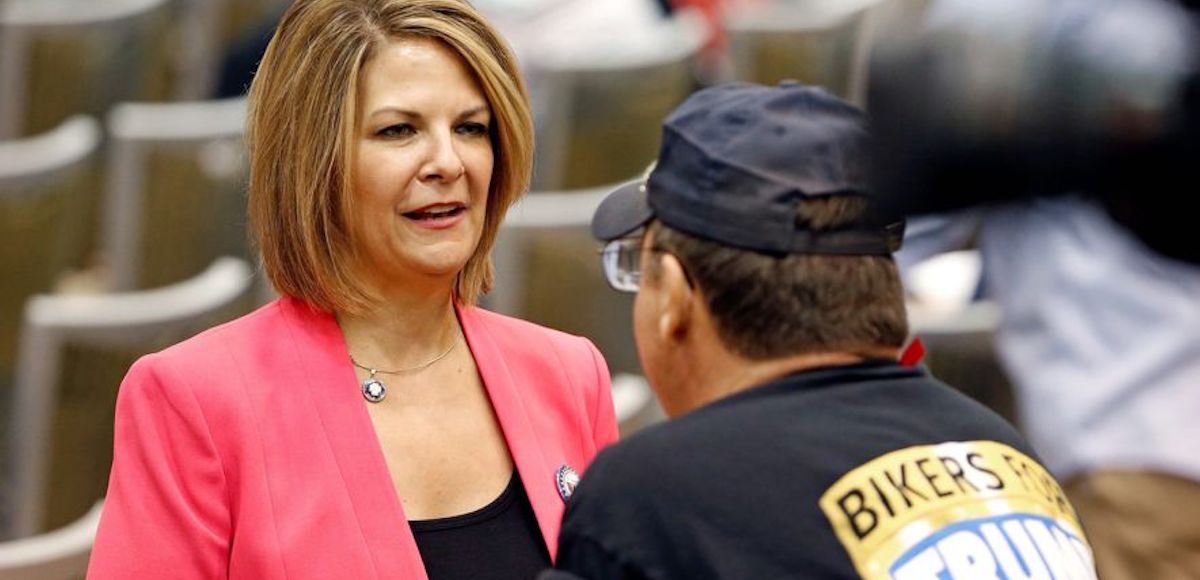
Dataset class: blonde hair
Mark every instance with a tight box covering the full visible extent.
[246,0,533,314]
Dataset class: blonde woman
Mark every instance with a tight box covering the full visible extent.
[87,1,617,578]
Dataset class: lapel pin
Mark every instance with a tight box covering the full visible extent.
[555,464,581,502]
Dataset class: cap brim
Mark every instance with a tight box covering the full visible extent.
[590,179,655,241]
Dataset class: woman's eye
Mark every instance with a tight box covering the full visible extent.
[377,124,415,138]
[457,122,489,137]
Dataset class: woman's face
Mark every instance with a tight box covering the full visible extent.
[351,36,494,290]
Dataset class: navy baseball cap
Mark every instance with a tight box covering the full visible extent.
[591,81,903,255]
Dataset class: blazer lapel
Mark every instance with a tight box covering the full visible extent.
[275,298,565,570]
[278,298,428,580]
[458,304,563,560]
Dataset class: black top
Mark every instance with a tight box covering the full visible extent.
[542,361,1096,580]
[412,469,549,580]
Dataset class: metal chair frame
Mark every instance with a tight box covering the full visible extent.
[5,257,253,539]
[101,97,247,291]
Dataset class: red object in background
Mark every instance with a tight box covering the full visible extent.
[900,337,926,367]
[668,0,767,55]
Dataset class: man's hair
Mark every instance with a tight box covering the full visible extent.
[246,0,533,314]
[647,196,909,359]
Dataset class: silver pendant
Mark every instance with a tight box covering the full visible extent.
[362,377,387,403]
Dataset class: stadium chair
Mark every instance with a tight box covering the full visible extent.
[490,184,642,376]
[0,501,100,580]
[3,257,255,539]
[0,116,101,401]
[0,0,180,139]
[528,12,705,190]
[725,0,879,102]
[101,98,249,291]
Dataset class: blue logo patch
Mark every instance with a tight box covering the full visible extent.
[890,514,1095,579]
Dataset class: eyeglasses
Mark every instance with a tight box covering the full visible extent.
[600,237,691,294]
[600,238,645,293]
[599,162,661,293]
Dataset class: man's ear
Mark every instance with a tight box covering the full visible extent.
[655,253,694,341]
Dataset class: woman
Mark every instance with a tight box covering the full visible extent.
[87,1,618,578]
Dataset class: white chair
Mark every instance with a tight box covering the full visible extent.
[0,116,102,389]
[0,116,101,185]
[0,0,180,139]
[489,185,611,314]
[0,501,101,580]
[4,257,255,539]
[489,182,643,378]
[726,0,883,104]
[102,97,248,290]
[866,0,934,36]
[525,10,706,190]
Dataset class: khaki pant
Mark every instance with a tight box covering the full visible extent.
[1064,471,1200,580]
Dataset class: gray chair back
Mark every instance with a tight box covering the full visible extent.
[3,257,254,539]
[726,0,880,103]
[102,98,248,291]
[0,0,180,139]
[490,184,642,378]
[0,116,101,389]
[529,13,705,190]
[0,501,100,580]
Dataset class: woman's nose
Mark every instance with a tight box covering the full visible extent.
[418,129,464,182]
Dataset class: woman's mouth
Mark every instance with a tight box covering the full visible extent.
[402,203,467,229]
[403,205,465,221]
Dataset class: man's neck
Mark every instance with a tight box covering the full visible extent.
[679,347,899,415]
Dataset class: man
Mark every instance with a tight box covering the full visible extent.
[540,82,1099,579]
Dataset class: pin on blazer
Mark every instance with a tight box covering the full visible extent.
[87,297,619,579]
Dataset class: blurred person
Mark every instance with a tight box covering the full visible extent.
[899,203,1200,580]
[869,0,1199,264]
[87,1,617,578]
[540,82,1098,579]
[873,1,1200,578]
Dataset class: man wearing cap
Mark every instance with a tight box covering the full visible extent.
[539,82,1098,579]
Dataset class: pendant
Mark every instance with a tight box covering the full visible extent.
[362,377,387,403]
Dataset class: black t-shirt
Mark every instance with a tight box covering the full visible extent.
[412,469,550,580]
[542,361,1098,580]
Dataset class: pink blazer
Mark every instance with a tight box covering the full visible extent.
[87,297,618,579]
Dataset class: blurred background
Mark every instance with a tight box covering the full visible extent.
[0,0,1196,576]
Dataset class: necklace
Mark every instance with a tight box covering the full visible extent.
[350,332,460,403]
